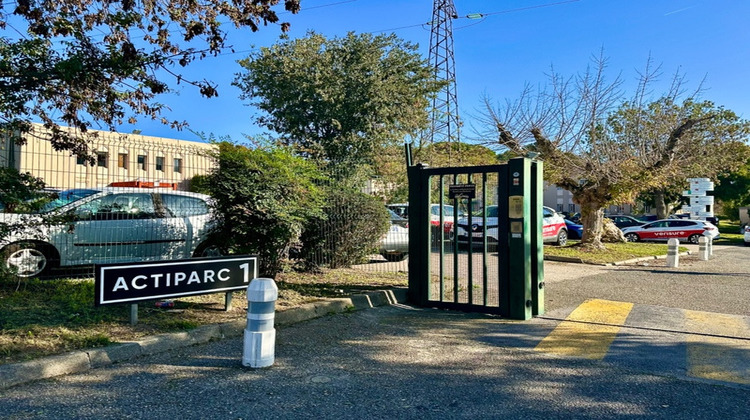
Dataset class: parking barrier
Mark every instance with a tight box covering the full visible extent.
[699,237,709,261]
[666,238,679,268]
[243,278,278,368]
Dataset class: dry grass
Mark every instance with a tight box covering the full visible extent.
[0,268,407,365]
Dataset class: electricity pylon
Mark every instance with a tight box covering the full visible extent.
[424,0,461,161]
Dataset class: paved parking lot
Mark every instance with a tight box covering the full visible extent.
[1,244,747,418]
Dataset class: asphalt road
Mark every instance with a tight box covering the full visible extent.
[1,244,748,419]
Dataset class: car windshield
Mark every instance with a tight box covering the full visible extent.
[37,189,100,213]
[473,206,498,218]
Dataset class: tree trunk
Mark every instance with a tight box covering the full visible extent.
[654,190,668,219]
[578,200,605,249]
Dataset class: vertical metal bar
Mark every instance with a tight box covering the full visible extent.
[531,160,545,316]
[130,303,138,326]
[225,292,233,311]
[498,165,510,316]
[482,172,489,306]
[466,173,473,304]
[438,175,445,302]
[453,173,459,303]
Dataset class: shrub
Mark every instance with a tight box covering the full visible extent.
[300,185,390,269]
[205,142,325,276]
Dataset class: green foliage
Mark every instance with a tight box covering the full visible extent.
[205,142,325,276]
[715,153,750,219]
[0,167,47,213]
[1,0,299,159]
[234,31,444,167]
[299,185,390,269]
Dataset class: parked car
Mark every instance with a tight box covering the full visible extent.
[621,219,720,244]
[561,212,581,223]
[454,205,568,249]
[379,221,409,262]
[386,203,464,239]
[564,218,583,239]
[0,187,219,277]
[743,225,750,246]
[607,215,645,230]
[387,208,408,228]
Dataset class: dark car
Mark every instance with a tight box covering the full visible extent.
[607,215,645,230]
[564,218,583,239]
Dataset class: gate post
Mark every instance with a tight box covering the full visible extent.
[506,158,533,320]
[407,162,431,306]
[530,159,544,316]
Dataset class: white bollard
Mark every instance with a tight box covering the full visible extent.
[666,238,679,268]
[243,278,278,368]
[707,235,713,257]
[698,236,709,261]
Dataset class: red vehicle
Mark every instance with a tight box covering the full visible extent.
[621,219,720,244]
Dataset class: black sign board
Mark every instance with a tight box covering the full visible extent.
[95,255,258,306]
[449,183,476,199]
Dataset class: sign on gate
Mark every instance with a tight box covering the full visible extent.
[95,255,258,306]
[448,183,476,199]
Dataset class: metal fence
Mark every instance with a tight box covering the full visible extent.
[0,126,413,278]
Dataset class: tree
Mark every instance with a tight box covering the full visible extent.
[477,54,750,249]
[203,142,324,276]
[233,31,444,169]
[1,0,300,160]
[607,97,750,218]
[714,146,750,220]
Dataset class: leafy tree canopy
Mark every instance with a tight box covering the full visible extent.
[233,31,444,168]
[0,0,300,160]
[477,54,750,248]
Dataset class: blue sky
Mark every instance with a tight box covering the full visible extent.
[114,0,750,144]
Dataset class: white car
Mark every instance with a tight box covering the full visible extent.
[455,205,568,249]
[379,223,409,262]
[0,188,219,277]
[621,219,720,244]
[742,225,750,246]
[386,203,464,240]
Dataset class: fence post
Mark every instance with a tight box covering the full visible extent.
[243,278,278,368]
[666,238,679,268]
[698,236,709,261]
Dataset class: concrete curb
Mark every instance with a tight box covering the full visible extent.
[0,288,408,390]
[545,251,692,266]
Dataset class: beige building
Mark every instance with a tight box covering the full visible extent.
[1,124,216,191]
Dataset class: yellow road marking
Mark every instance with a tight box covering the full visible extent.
[686,310,750,385]
[535,299,633,359]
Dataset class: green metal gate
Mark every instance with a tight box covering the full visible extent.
[406,151,544,320]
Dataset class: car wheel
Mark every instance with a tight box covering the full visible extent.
[555,229,568,246]
[193,241,226,258]
[624,233,640,242]
[688,234,701,244]
[744,241,750,247]
[383,253,407,262]
[2,242,57,278]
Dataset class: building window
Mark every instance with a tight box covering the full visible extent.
[118,153,128,169]
[96,152,108,168]
[76,156,85,165]
[155,156,164,171]
[173,158,182,174]
[137,155,147,171]
[568,204,576,213]
[557,204,564,212]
